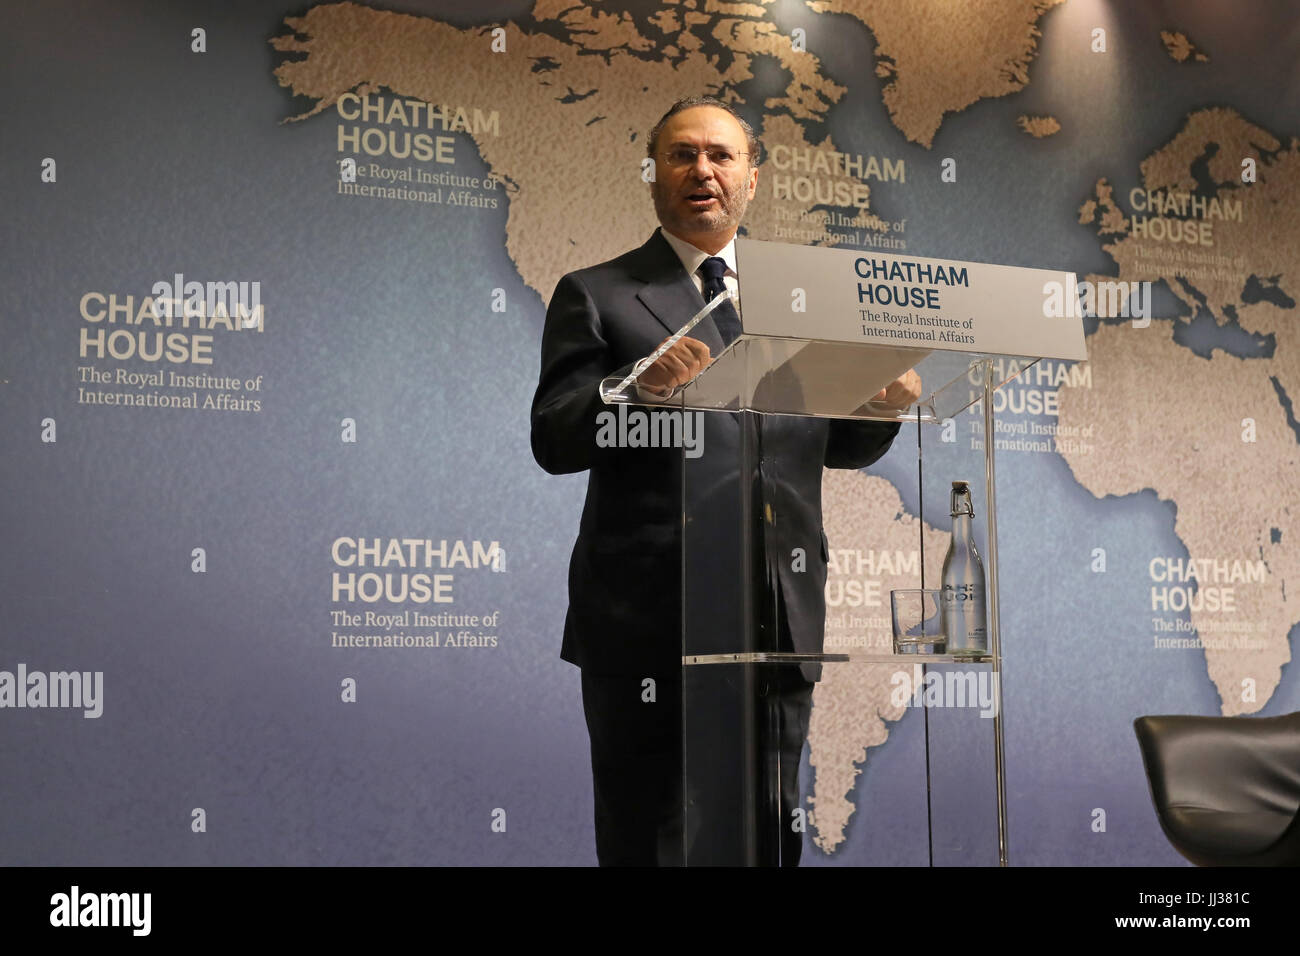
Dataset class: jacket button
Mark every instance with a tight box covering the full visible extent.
[764,503,774,524]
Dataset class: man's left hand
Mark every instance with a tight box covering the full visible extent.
[871,369,922,410]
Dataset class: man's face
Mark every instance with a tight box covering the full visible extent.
[650,106,758,249]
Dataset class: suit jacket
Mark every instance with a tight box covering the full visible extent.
[530,230,900,677]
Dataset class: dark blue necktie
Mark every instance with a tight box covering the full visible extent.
[698,256,743,345]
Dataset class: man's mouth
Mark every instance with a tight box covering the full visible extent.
[685,191,717,208]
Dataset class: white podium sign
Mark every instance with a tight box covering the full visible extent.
[735,238,1088,362]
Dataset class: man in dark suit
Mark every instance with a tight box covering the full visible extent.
[530,96,920,866]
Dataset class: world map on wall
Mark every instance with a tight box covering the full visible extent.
[270,0,1297,855]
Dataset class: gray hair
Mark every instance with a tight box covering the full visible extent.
[646,96,762,167]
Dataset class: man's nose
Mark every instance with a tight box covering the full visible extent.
[690,152,715,177]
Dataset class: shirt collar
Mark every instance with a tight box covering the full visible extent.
[658,227,737,278]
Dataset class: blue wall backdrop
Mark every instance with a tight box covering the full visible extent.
[2,0,1296,865]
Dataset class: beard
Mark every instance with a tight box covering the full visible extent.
[651,171,751,238]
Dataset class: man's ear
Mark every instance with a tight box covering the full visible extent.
[747,166,758,199]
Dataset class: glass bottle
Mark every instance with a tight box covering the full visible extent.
[941,480,988,658]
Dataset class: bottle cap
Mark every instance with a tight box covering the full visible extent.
[950,481,974,517]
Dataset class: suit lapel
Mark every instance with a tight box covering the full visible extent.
[631,231,726,357]
[629,230,738,433]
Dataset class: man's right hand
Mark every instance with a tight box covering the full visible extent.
[637,336,712,397]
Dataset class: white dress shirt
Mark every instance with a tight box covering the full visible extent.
[658,227,740,314]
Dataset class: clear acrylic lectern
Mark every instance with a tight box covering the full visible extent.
[599,239,1087,866]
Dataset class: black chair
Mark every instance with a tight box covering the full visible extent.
[1134,712,1300,865]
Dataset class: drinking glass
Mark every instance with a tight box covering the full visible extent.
[891,588,945,654]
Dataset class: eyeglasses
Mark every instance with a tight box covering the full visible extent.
[661,146,749,169]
